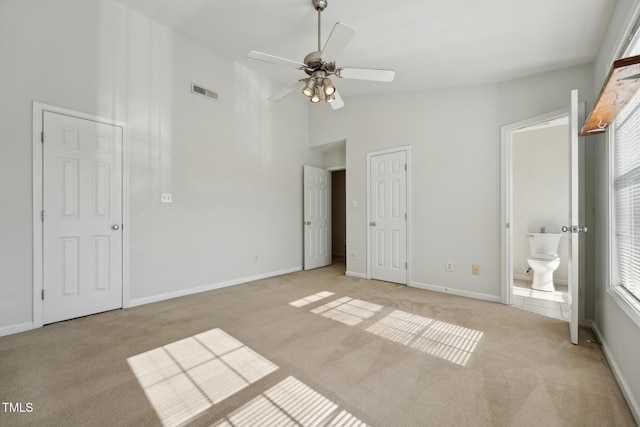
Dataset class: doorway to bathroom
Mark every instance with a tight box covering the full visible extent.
[501,92,586,344]
[509,115,570,321]
[501,101,586,323]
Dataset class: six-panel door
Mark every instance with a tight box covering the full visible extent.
[42,111,123,324]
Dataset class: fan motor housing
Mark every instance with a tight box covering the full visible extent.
[303,51,336,75]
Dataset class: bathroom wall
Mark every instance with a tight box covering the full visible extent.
[512,124,569,283]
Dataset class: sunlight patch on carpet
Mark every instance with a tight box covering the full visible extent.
[127,328,278,426]
[310,297,384,326]
[366,310,483,366]
[289,291,335,307]
[212,376,369,427]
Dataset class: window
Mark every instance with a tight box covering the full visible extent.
[611,93,640,300]
[609,22,640,324]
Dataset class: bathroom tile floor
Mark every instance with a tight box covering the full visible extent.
[512,279,569,321]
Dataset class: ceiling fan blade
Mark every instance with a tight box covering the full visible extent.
[337,67,396,82]
[321,23,356,64]
[246,51,306,69]
[329,90,345,110]
[268,80,306,102]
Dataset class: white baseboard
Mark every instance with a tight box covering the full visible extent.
[410,281,501,303]
[592,322,640,425]
[345,271,368,279]
[0,322,33,338]
[127,266,302,308]
[513,274,568,286]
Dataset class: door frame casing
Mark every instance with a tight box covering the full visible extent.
[32,102,129,329]
[366,145,412,285]
[499,104,585,307]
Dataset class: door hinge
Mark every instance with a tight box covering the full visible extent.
[41,289,44,300]
[41,210,44,222]
[404,164,407,171]
[506,222,510,229]
[405,213,407,220]
[41,132,44,143]
[405,262,408,269]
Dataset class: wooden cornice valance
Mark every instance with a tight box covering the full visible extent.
[581,54,640,136]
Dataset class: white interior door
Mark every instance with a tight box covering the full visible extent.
[567,89,585,345]
[43,111,123,324]
[369,150,407,284]
[303,165,332,270]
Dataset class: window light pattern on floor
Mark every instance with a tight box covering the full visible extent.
[127,328,278,427]
[213,376,369,427]
[366,310,483,366]
[311,297,384,326]
[289,291,335,307]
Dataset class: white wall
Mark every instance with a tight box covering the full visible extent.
[512,125,569,282]
[322,141,346,169]
[591,0,640,421]
[0,0,322,332]
[314,86,499,299]
[496,65,594,127]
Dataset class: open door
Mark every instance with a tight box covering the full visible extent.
[566,89,587,345]
[303,165,332,270]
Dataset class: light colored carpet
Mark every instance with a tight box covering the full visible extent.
[0,261,635,426]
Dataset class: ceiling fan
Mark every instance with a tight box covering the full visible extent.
[246,0,396,110]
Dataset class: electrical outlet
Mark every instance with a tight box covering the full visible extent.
[253,254,260,263]
[161,193,172,203]
[472,264,480,275]
[446,261,453,272]
[352,252,358,260]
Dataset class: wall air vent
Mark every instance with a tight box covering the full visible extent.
[191,83,219,102]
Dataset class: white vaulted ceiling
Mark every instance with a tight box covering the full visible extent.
[114,0,615,96]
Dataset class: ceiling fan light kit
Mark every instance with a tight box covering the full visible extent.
[246,0,395,109]
[323,78,335,96]
[302,78,316,97]
[310,87,321,102]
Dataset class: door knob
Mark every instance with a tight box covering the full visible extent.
[111,224,120,230]
[370,222,376,226]
[562,225,588,233]
[306,221,311,225]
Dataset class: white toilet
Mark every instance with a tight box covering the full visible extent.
[526,233,562,292]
